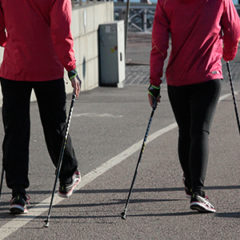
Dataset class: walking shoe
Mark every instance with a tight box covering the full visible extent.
[10,194,30,214]
[182,175,192,198]
[58,170,81,198]
[190,192,216,213]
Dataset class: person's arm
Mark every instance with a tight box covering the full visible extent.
[221,0,240,61]
[50,0,81,97]
[50,0,75,71]
[148,0,169,108]
[0,4,7,47]
[150,0,169,86]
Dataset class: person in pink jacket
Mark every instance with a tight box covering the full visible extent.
[148,0,240,213]
[0,0,81,214]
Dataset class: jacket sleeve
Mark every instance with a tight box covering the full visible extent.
[0,4,6,47]
[50,0,76,71]
[221,0,240,61]
[150,0,169,86]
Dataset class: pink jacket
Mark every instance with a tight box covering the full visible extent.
[0,0,76,81]
[150,0,240,86]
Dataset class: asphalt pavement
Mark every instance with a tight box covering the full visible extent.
[0,33,240,240]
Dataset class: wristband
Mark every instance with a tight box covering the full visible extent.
[68,69,78,81]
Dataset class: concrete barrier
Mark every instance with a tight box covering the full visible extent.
[68,1,114,93]
[0,1,114,105]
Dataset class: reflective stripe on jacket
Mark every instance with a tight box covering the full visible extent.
[150,0,240,86]
[0,0,76,81]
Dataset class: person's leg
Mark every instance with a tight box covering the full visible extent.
[167,85,192,190]
[189,79,221,193]
[0,78,32,196]
[33,79,78,184]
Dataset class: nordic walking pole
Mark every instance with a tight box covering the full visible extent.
[226,61,240,134]
[121,100,157,220]
[44,92,76,228]
[0,168,4,199]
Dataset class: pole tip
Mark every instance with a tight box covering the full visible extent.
[121,212,127,220]
[43,220,49,228]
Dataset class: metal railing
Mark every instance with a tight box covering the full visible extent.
[72,0,112,6]
[114,2,156,32]
[72,1,239,32]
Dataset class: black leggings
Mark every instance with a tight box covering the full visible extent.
[167,79,221,193]
[1,78,78,195]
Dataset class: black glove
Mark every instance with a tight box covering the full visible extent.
[148,84,161,109]
[148,84,160,99]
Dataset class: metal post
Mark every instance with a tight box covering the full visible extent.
[124,0,130,55]
[143,9,147,32]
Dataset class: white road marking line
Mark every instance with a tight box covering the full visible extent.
[73,113,123,118]
[219,92,237,101]
[0,92,233,239]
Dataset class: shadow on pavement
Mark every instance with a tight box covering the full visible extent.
[0,184,238,197]
[215,212,240,218]
[0,185,240,221]
[74,185,240,194]
[52,197,183,209]
[0,211,197,221]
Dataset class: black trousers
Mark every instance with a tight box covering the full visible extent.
[167,79,221,193]
[0,78,78,195]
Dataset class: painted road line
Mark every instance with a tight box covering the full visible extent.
[0,92,234,239]
[0,124,177,239]
[73,113,123,118]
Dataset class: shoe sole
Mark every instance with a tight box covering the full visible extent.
[190,202,216,213]
[10,204,28,214]
[58,177,81,198]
